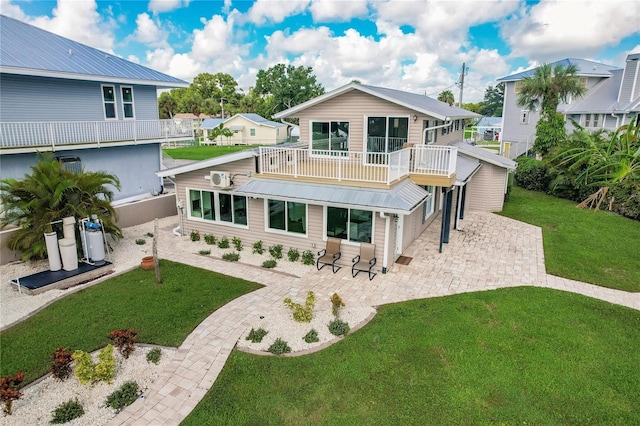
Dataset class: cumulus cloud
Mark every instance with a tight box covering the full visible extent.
[148,0,190,14]
[131,13,167,47]
[502,0,640,61]
[0,0,27,19]
[246,0,310,25]
[309,0,369,22]
[146,47,203,80]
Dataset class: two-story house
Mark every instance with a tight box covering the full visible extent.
[0,15,194,203]
[497,54,640,158]
[158,83,516,274]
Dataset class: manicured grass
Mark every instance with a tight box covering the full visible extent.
[0,260,262,384]
[499,186,640,292]
[163,145,258,160]
[183,287,640,425]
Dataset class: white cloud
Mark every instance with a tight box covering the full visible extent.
[132,13,167,47]
[148,0,190,14]
[192,14,239,58]
[309,0,369,22]
[502,0,640,61]
[0,0,27,19]
[146,47,203,80]
[246,0,310,25]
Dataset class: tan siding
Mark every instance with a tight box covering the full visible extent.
[465,162,508,212]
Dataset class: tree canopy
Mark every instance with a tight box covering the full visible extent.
[479,84,504,117]
[437,89,455,106]
[255,64,324,115]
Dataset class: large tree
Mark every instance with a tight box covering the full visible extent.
[517,63,586,155]
[437,89,455,106]
[158,91,178,119]
[190,73,242,117]
[0,152,122,260]
[479,83,504,117]
[254,64,324,116]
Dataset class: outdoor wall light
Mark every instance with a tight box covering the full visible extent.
[413,114,418,122]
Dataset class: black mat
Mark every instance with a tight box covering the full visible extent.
[10,262,112,290]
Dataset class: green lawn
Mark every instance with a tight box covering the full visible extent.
[163,145,259,161]
[0,260,262,384]
[184,287,640,425]
[499,186,640,292]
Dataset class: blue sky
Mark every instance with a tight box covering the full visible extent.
[3,0,639,102]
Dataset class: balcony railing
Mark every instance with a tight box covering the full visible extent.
[0,119,195,150]
[258,145,457,184]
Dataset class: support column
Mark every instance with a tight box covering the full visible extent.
[439,187,453,253]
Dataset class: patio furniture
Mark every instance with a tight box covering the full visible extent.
[352,243,377,280]
[317,237,342,273]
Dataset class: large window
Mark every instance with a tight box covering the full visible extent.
[326,206,373,243]
[268,200,306,234]
[102,85,116,119]
[188,189,247,225]
[121,87,134,119]
[312,121,349,153]
[367,116,408,153]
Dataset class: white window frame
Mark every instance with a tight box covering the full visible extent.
[121,86,135,119]
[310,120,350,155]
[592,113,600,128]
[265,199,308,237]
[186,188,248,228]
[250,128,256,137]
[323,205,375,244]
[101,84,117,120]
[520,111,530,125]
[584,113,591,127]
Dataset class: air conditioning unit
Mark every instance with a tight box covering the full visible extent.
[210,171,231,188]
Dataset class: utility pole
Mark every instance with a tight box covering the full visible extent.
[456,63,467,107]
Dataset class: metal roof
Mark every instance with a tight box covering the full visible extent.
[450,141,517,170]
[274,82,481,121]
[455,155,482,186]
[560,69,624,114]
[233,178,430,214]
[236,113,286,127]
[476,117,503,128]
[156,149,258,177]
[0,15,188,88]
[497,58,621,82]
[199,118,226,129]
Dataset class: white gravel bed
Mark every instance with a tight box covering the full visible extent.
[237,305,377,353]
[0,346,176,426]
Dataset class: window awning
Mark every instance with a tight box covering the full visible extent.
[233,178,430,214]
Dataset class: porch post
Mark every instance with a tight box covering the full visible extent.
[443,188,453,244]
[460,185,467,220]
[454,186,460,230]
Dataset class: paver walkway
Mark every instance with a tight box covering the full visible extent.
[112,211,639,425]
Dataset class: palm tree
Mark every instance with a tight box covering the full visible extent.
[0,152,122,260]
[437,90,455,106]
[517,62,586,155]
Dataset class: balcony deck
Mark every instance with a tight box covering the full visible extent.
[0,119,195,154]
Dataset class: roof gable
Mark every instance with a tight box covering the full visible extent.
[230,113,286,127]
[274,82,480,121]
[0,15,188,88]
[498,58,621,82]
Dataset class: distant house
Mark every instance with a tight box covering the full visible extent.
[0,15,193,203]
[159,83,515,274]
[198,114,288,145]
[497,54,640,158]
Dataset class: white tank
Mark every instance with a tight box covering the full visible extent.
[87,230,105,262]
[44,231,62,271]
[62,216,76,239]
[58,238,78,271]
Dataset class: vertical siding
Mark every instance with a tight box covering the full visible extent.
[465,162,508,212]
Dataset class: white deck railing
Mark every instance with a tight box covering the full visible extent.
[258,145,456,184]
[0,119,195,149]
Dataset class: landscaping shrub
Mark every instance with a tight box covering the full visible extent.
[303,329,319,343]
[514,156,548,191]
[246,328,268,343]
[287,247,300,262]
[50,347,73,381]
[145,232,154,238]
[109,328,137,359]
[198,249,211,255]
[269,244,283,260]
[262,259,276,268]
[218,236,230,249]
[232,236,243,251]
[268,338,291,355]
[72,350,95,385]
[190,230,200,241]
[0,371,24,415]
[283,291,316,323]
[301,250,315,265]
[330,293,346,317]
[252,240,264,255]
[222,252,240,262]
[105,381,140,413]
[93,345,116,384]
[135,239,146,245]
[203,234,216,245]
[328,318,350,336]
[146,348,162,365]
[50,399,84,424]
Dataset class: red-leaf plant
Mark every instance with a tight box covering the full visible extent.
[0,371,24,415]
[51,347,74,381]
[109,328,138,359]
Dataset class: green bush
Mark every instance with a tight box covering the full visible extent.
[287,247,300,262]
[330,293,346,317]
[268,338,291,355]
[50,399,84,424]
[93,345,116,384]
[203,234,216,245]
[105,381,140,413]
[283,291,315,323]
[232,236,243,251]
[301,250,315,265]
[146,348,162,365]
[246,328,268,343]
[218,236,230,249]
[135,239,146,245]
[190,230,200,241]
[262,259,277,268]
[198,249,211,255]
[222,252,240,262]
[328,318,350,336]
[252,240,265,255]
[145,232,154,238]
[303,329,319,343]
[269,244,283,260]
[514,156,548,191]
[72,350,94,385]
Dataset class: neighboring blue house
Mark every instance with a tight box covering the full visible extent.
[0,15,193,202]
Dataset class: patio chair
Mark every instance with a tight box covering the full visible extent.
[317,237,342,273]
[352,243,377,280]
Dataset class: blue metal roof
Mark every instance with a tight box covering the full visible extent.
[0,15,188,88]
[497,58,621,82]
[200,118,226,129]
[237,113,285,127]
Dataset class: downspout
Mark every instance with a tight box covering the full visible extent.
[280,119,298,139]
[380,211,391,274]
[422,118,452,144]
